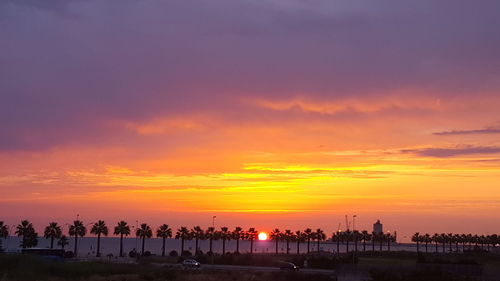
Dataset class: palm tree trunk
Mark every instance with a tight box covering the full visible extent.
[236,239,239,253]
[162,237,166,256]
[181,238,185,254]
[222,238,226,255]
[74,234,78,256]
[363,239,366,252]
[346,240,349,253]
[250,239,254,254]
[387,238,390,251]
[416,241,419,253]
[96,233,101,257]
[317,240,320,253]
[379,239,382,252]
[297,241,300,255]
[209,237,213,253]
[372,239,375,252]
[141,236,145,255]
[425,242,428,253]
[307,239,310,253]
[286,240,290,254]
[275,240,278,254]
[435,242,438,253]
[354,239,358,252]
[50,236,54,249]
[119,234,124,257]
[336,239,340,253]
[195,238,199,254]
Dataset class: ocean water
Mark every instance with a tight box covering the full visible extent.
[1,236,443,257]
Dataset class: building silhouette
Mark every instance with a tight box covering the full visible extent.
[373,220,383,234]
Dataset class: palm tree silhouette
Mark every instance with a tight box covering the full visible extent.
[332,231,341,253]
[412,232,420,253]
[371,231,376,252]
[205,227,215,254]
[219,227,231,255]
[16,220,38,249]
[423,233,431,253]
[361,230,370,252]
[353,230,359,252]
[270,228,281,254]
[157,224,172,257]
[136,223,152,256]
[90,220,108,257]
[432,233,439,253]
[246,228,258,254]
[304,228,313,253]
[68,220,86,256]
[232,227,243,254]
[58,235,69,249]
[0,221,9,250]
[344,230,352,253]
[315,228,326,253]
[114,221,130,257]
[44,222,62,249]
[295,230,306,254]
[191,226,203,255]
[175,226,190,255]
[283,229,293,254]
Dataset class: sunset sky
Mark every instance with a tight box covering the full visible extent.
[1,0,500,241]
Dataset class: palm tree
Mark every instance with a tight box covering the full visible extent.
[205,227,215,254]
[157,224,172,257]
[440,233,447,253]
[353,230,359,252]
[58,235,69,249]
[424,233,431,253]
[371,232,377,252]
[175,226,190,255]
[219,227,231,255]
[91,220,108,257]
[270,228,281,254]
[16,220,38,249]
[136,223,152,256]
[283,230,293,254]
[232,227,243,254]
[315,228,326,253]
[246,228,258,254]
[412,232,420,253]
[0,221,9,251]
[44,222,62,249]
[332,231,341,254]
[114,221,130,257]
[191,226,204,254]
[304,228,313,253]
[432,233,440,253]
[296,230,306,254]
[344,230,352,253]
[361,230,371,252]
[68,220,86,256]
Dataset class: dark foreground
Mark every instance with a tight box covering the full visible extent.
[1,252,500,281]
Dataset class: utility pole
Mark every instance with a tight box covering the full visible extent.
[353,215,357,231]
[212,216,216,228]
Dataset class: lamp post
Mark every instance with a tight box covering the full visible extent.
[353,215,357,231]
[212,216,216,229]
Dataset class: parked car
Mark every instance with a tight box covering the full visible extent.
[182,259,201,268]
[279,262,299,271]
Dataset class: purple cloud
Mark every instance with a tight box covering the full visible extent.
[403,146,500,158]
[1,0,500,150]
[434,127,500,136]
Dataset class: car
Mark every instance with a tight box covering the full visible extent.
[182,259,201,268]
[279,262,299,271]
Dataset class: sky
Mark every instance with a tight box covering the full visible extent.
[1,0,500,241]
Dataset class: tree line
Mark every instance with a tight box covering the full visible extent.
[411,232,500,253]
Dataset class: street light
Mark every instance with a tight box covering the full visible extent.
[212,216,216,228]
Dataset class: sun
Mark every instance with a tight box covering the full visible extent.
[258,232,268,240]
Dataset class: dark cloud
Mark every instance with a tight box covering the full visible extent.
[1,0,500,150]
[403,146,500,158]
[434,127,500,136]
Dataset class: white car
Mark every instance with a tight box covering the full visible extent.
[182,259,201,268]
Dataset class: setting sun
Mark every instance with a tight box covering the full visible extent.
[258,232,268,241]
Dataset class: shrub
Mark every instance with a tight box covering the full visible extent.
[169,250,178,257]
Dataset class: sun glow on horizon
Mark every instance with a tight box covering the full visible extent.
[258,232,268,240]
